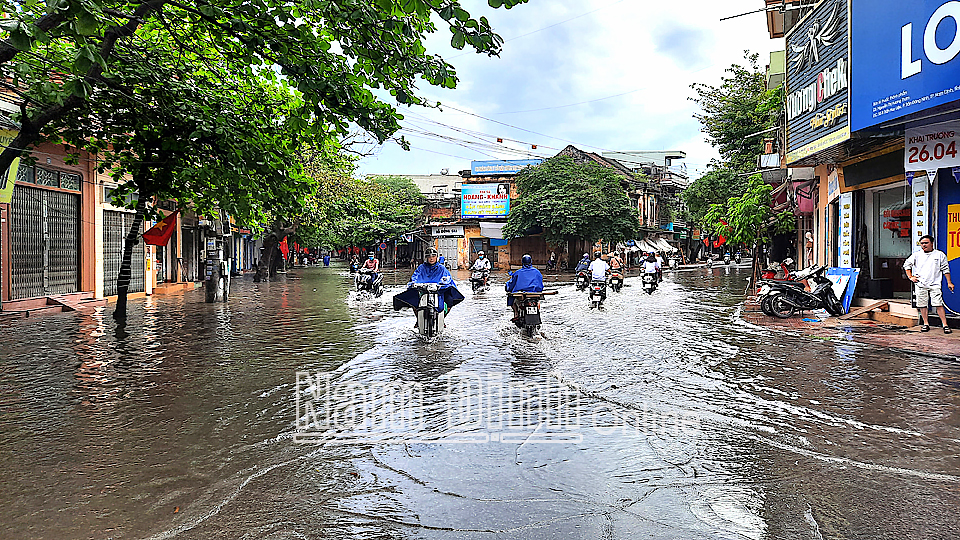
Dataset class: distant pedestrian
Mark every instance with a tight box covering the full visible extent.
[903,234,955,333]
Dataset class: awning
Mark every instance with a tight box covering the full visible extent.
[479,221,506,239]
[654,238,676,252]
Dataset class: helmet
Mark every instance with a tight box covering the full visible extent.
[521,254,533,267]
[477,251,485,257]
[368,252,375,258]
[594,251,602,259]
[582,253,589,259]
[425,247,439,259]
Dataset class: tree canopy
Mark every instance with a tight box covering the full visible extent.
[503,156,640,246]
[689,52,782,174]
[685,52,784,233]
[0,0,531,184]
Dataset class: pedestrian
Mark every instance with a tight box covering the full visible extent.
[804,232,814,268]
[903,234,955,333]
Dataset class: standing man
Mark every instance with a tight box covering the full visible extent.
[903,235,955,333]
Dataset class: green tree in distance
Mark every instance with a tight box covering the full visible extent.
[503,156,640,248]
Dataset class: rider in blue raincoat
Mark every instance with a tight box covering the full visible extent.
[505,254,544,321]
[393,247,465,313]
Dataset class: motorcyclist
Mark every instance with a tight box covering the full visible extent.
[392,247,465,315]
[642,254,660,276]
[589,251,609,281]
[349,254,360,272]
[608,251,624,273]
[574,253,591,273]
[470,250,492,286]
[505,254,544,323]
[359,251,380,285]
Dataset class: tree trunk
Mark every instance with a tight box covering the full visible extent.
[113,195,148,321]
[253,225,295,282]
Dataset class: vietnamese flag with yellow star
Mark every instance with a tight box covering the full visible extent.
[142,209,179,246]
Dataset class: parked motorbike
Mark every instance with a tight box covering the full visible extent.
[355,269,384,297]
[767,265,844,318]
[470,270,490,292]
[575,270,590,291]
[589,278,607,309]
[509,290,558,337]
[642,272,658,294]
[757,279,805,316]
[609,270,624,293]
[412,283,445,338]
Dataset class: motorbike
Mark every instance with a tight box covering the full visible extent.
[642,272,658,294]
[412,283,445,338]
[349,261,359,273]
[470,269,490,292]
[735,251,742,264]
[509,290,558,337]
[767,265,844,318]
[355,269,384,297]
[589,278,607,309]
[609,270,624,293]
[575,269,590,291]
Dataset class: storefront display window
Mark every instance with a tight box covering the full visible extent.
[875,188,912,258]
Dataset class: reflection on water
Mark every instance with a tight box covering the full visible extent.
[1,264,958,539]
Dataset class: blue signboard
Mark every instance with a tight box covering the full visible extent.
[461,183,510,218]
[851,0,960,131]
[470,159,541,176]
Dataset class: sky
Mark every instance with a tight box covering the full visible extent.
[355,0,782,180]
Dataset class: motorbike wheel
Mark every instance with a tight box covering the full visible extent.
[770,295,796,319]
[824,290,843,316]
[760,294,777,316]
[522,325,535,338]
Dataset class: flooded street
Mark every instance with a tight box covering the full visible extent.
[2,264,959,539]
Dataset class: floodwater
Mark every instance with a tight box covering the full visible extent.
[1,264,959,540]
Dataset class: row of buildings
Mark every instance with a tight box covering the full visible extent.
[757,0,960,316]
[0,112,260,315]
[384,145,691,271]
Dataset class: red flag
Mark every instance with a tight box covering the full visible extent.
[142,209,179,247]
[279,236,289,258]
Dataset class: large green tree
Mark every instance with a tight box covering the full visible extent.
[503,156,640,247]
[0,0,530,179]
[701,175,795,248]
[685,52,785,236]
[689,52,782,174]
[48,35,311,317]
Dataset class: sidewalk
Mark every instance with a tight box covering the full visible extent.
[740,299,960,359]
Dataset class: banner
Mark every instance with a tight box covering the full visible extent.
[839,192,853,267]
[912,175,929,246]
[461,184,510,218]
[904,120,960,171]
[0,129,20,204]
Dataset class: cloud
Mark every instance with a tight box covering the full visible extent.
[356,0,780,179]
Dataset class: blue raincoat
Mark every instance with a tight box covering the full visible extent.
[504,266,544,306]
[393,262,465,312]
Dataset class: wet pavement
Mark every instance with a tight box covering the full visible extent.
[1,264,959,539]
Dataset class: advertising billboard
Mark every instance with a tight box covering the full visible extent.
[851,0,960,131]
[785,0,850,165]
[470,159,541,176]
[461,184,510,218]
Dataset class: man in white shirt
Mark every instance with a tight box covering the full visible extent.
[588,251,608,281]
[903,234,955,333]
